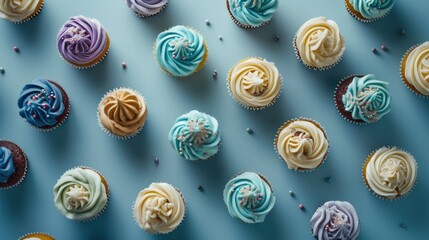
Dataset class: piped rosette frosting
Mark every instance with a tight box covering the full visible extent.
[226,0,279,28]
[124,0,168,17]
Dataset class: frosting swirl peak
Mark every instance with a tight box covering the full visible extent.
[0,147,15,183]
[227,0,279,27]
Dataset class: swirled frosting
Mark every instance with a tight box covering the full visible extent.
[404,42,429,96]
[0,0,41,22]
[53,168,108,221]
[276,120,328,170]
[365,147,417,199]
[57,16,108,66]
[223,172,275,223]
[310,201,360,240]
[227,0,279,27]
[98,88,147,137]
[155,25,206,77]
[169,110,220,160]
[342,74,391,123]
[349,0,395,20]
[229,58,281,108]
[134,183,185,234]
[296,17,345,68]
[124,0,168,16]
[0,147,14,183]
[17,79,65,128]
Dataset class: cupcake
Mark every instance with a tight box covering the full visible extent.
[0,141,28,190]
[53,167,109,221]
[226,0,279,28]
[345,0,395,22]
[274,119,329,171]
[227,57,282,110]
[400,42,429,97]
[154,25,208,77]
[294,17,345,70]
[310,201,360,240]
[223,172,276,223]
[0,0,44,23]
[17,79,70,131]
[97,88,147,139]
[124,0,168,17]
[57,16,110,68]
[334,74,391,124]
[363,147,417,200]
[133,182,185,234]
[168,110,221,161]
[19,232,55,240]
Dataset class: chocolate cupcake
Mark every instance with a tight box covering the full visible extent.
[0,141,28,190]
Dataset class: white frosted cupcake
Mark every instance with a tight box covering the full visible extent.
[274,119,329,171]
[0,0,44,23]
[227,57,282,110]
[294,17,345,70]
[400,42,429,97]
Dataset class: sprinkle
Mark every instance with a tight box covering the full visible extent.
[172,54,176,59]
[218,35,223,41]
[299,204,305,210]
[0,68,4,74]
[212,70,217,79]
[13,46,19,53]
[33,114,37,118]
[324,177,332,183]
[381,45,387,51]
[205,20,210,26]
[246,128,253,134]
[371,48,377,53]
[399,223,407,229]
[52,106,55,110]
[197,185,204,191]
[289,190,294,197]
[274,35,280,42]
[122,62,127,69]
[154,157,159,164]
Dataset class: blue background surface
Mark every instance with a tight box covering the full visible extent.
[1,0,428,239]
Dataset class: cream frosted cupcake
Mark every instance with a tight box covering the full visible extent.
[98,88,147,139]
[274,119,329,171]
[53,167,109,221]
[133,182,186,234]
[294,17,345,70]
[363,147,417,200]
[227,57,282,110]
[400,42,429,97]
[345,0,395,23]
[0,0,44,23]
[19,232,55,240]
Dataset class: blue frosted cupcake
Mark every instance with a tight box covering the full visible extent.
[310,201,360,240]
[168,110,221,161]
[17,79,70,131]
[334,74,391,124]
[345,0,395,22]
[0,141,28,190]
[154,25,208,78]
[226,0,279,28]
[223,172,276,223]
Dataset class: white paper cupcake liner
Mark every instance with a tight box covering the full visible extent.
[9,0,44,24]
[344,0,390,23]
[399,43,429,99]
[19,232,55,240]
[362,146,418,201]
[0,141,28,190]
[225,0,271,29]
[132,2,168,18]
[226,57,283,111]
[273,117,329,173]
[97,87,147,140]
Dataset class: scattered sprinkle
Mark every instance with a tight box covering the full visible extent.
[381,45,387,51]
[400,223,407,229]
[246,128,253,134]
[197,185,204,191]
[205,20,210,26]
[274,35,280,42]
[289,190,294,197]
[324,177,332,183]
[0,68,4,74]
[212,70,218,79]
[371,48,377,53]
[122,62,127,69]
[299,204,305,210]
[13,46,19,53]
[154,157,159,164]
[218,35,223,41]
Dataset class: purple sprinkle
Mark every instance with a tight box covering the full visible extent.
[372,48,377,53]
[381,45,387,51]
[122,62,127,69]
[299,204,305,210]
[13,46,19,53]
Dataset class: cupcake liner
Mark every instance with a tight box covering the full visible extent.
[10,0,44,24]
[152,26,208,78]
[97,88,147,140]
[344,0,390,23]
[399,43,429,99]
[225,0,271,29]
[132,183,187,234]
[226,57,283,111]
[19,232,55,240]
[273,118,329,172]
[0,141,28,190]
[333,74,369,125]
[132,2,168,18]
[293,34,344,71]
[362,146,418,201]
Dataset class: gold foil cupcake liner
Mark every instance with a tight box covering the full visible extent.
[10,0,44,24]
[334,74,369,125]
[225,0,272,29]
[362,146,418,201]
[132,2,168,18]
[18,232,55,240]
[131,183,187,234]
[226,57,283,111]
[153,26,208,78]
[344,0,391,23]
[273,117,329,173]
[399,43,429,99]
[293,34,344,71]
[0,141,28,190]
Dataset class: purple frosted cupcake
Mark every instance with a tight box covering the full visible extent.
[124,0,168,17]
[57,16,110,68]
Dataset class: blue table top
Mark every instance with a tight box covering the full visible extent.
[1,0,428,239]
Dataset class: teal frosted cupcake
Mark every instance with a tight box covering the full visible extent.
[223,172,276,223]
[334,74,391,124]
[154,25,208,78]
[168,110,221,161]
[345,0,395,22]
[226,0,279,28]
